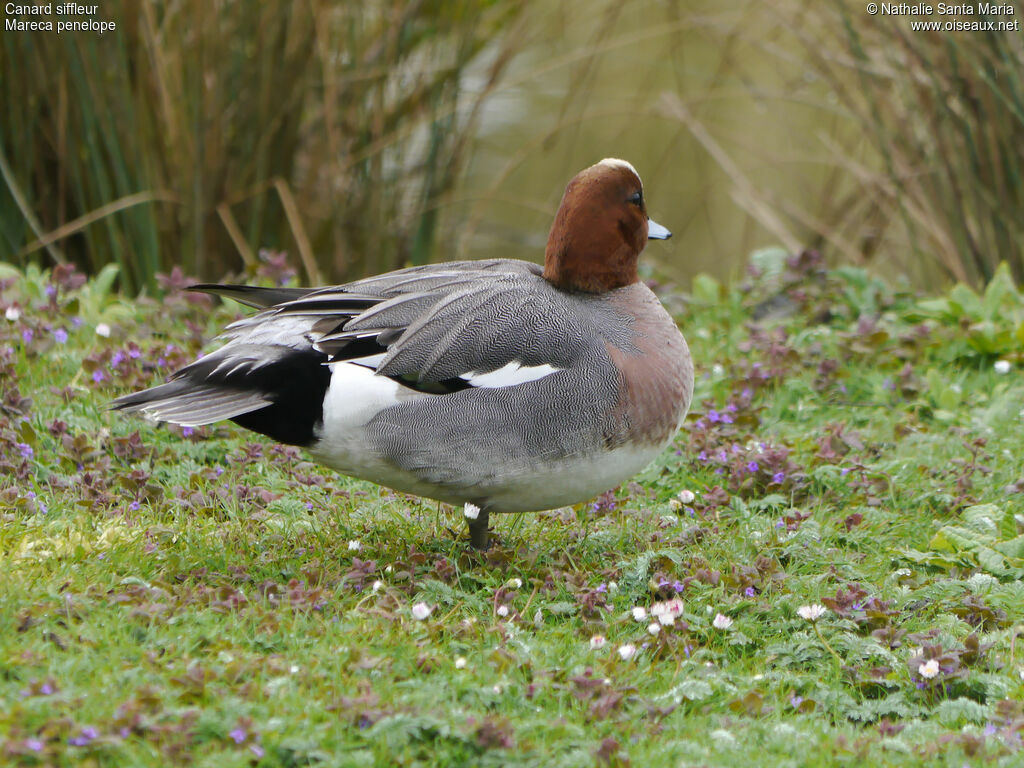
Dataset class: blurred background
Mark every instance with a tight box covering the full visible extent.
[1,0,1021,294]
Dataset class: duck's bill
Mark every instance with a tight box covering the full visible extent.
[647,218,672,240]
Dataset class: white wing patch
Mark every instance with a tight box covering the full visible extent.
[331,353,561,389]
[462,361,561,388]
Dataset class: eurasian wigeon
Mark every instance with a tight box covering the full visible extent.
[113,158,694,549]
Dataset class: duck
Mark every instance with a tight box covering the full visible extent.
[113,158,694,549]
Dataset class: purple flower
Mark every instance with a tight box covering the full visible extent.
[984,723,998,737]
[16,442,33,459]
[694,419,706,430]
[22,328,33,344]
[746,461,759,473]
[92,369,105,383]
[53,328,68,343]
[772,471,786,484]
[745,587,756,597]
[726,403,738,413]
[708,410,721,423]
[229,728,247,744]
[156,357,167,367]
[697,451,708,462]
[128,347,141,359]
[717,449,728,462]
[129,501,141,511]
[672,580,685,593]
[720,412,734,424]
[68,727,98,746]
[71,317,84,328]
[25,738,44,752]
[790,695,804,708]
[182,427,194,437]
[250,745,265,758]
[39,682,54,695]
[45,284,57,298]
[110,350,126,367]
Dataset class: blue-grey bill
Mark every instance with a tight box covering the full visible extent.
[647,218,672,240]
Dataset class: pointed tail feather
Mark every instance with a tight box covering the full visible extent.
[189,283,319,309]
[110,381,272,427]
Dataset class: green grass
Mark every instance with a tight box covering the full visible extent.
[1,253,1024,766]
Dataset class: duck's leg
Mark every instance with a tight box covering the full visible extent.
[464,502,489,550]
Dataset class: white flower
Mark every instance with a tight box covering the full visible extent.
[589,635,606,649]
[454,656,467,669]
[797,604,828,621]
[289,665,300,674]
[347,539,361,551]
[496,605,509,618]
[712,613,733,630]
[918,659,940,679]
[371,580,383,593]
[617,643,637,661]
[652,598,684,626]
[994,360,1012,375]
[95,322,111,337]
[506,577,523,589]
[631,606,648,622]
[678,489,696,504]
[607,581,618,593]
[463,502,480,520]
[4,306,20,322]
[647,622,661,636]
[411,602,433,620]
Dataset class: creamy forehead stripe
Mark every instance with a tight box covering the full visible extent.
[598,157,641,186]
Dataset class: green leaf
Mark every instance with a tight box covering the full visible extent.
[980,261,1018,320]
[934,698,991,726]
[691,273,723,305]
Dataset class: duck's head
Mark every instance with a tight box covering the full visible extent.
[543,158,671,293]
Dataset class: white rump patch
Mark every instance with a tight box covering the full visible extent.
[598,157,641,184]
[462,361,561,388]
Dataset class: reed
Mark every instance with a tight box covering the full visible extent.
[0,0,525,293]
[661,1,1024,288]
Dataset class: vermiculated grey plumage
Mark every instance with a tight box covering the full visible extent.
[112,258,693,514]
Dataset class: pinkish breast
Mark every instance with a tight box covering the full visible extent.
[606,285,693,447]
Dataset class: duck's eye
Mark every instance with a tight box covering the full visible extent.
[628,191,643,206]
